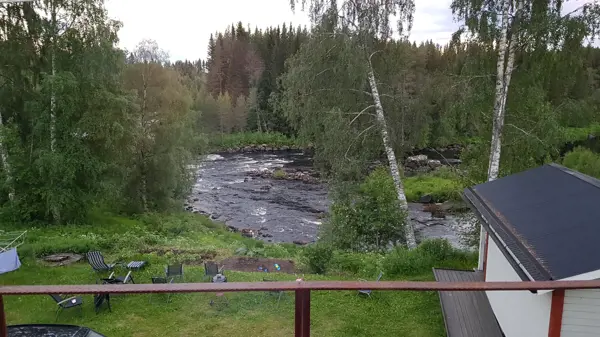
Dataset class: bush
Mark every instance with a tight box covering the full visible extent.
[325,168,407,252]
[303,243,334,274]
[562,147,600,179]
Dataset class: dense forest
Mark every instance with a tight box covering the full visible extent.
[1,0,600,243]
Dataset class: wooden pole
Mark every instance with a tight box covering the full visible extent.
[0,295,7,337]
[295,289,311,337]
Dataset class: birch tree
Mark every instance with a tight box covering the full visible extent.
[290,0,418,248]
[124,40,195,213]
[452,0,600,268]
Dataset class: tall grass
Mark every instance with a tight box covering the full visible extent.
[404,167,466,202]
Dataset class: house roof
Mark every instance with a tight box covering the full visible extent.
[463,164,600,282]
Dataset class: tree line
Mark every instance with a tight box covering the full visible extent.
[0,2,200,224]
[2,0,600,237]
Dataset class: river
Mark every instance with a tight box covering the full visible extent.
[187,151,475,249]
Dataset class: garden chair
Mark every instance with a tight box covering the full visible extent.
[358,271,383,298]
[86,251,119,273]
[49,294,83,322]
[165,264,184,282]
[260,278,288,305]
[105,270,135,284]
[203,261,223,281]
[150,277,175,303]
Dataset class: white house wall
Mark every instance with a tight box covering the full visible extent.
[561,289,600,337]
[486,239,552,337]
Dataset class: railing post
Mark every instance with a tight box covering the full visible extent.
[295,289,311,337]
[0,295,7,337]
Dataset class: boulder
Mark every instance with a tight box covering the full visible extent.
[241,229,255,238]
[407,154,428,163]
[427,159,442,169]
[419,194,434,204]
[440,200,469,213]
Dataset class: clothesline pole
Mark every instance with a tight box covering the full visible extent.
[0,295,7,337]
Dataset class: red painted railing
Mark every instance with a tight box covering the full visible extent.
[2,280,600,337]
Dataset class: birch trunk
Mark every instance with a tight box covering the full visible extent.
[140,157,148,212]
[479,0,512,270]
[367,65,416,249]
[0,109,14,201]
[140,72,149,212]
[50,1,56,152]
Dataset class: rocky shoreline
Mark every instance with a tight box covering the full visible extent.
[217,143,313,154]
[248,167,321,184]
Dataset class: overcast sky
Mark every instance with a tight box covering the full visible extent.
[105,0,592,62]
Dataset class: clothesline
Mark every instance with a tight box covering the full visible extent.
[0,230,26,252]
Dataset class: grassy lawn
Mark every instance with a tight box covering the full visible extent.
[0,213,449,337]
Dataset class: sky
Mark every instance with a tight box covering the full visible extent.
[105,0,593,62]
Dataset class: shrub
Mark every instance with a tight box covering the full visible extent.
[325,167,406,252]
[562,147,600,179]
[303,243,333,274]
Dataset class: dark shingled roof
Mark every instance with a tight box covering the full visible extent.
[463,164,600,281]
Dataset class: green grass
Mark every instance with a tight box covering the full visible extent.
[0,212,451,337]
[208,132,304,151]
[1,264,445,337]
[404,168,466,203]
[561,123,600,143]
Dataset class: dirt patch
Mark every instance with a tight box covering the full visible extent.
[220,257,296,273]
[40,253,83,267]
[139,248,217,265]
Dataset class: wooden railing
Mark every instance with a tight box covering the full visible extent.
[3,280,600,337]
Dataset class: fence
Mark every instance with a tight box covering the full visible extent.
[3,280,600,337]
